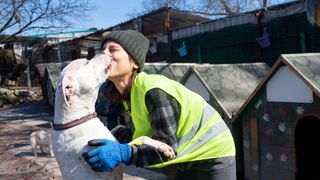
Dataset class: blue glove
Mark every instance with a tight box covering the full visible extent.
[82,139,131,172]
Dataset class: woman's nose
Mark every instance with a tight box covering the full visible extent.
[102,48,111,55]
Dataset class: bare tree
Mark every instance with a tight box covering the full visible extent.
[136,0,296,18]
[135,0,257,17]
[0,0,95,43]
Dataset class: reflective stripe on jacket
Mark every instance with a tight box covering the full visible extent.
[125,72,235,168]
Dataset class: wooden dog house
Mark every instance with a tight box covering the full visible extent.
[179,63,270,178]
[231,53,320,180]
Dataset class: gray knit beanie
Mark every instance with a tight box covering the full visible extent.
[101,30,149,72]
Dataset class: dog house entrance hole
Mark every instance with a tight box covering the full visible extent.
[295,115,320,179]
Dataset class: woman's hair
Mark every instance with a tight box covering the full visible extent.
[104,70,138,107]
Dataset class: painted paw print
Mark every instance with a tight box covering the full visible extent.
[265,152,273,161]
[280,153,287,162]
[263,113,270,122]
[278,123,286,132]
[255,100,262,110]
[296,106,304,115]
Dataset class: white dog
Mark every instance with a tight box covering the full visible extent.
[51,53,176,180]
[51,54,123,180]
[30,129,54,157]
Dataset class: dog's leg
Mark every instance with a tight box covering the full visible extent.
[47,130,54,157]
[30,137,38,157]
[32,146,38,157]
[130,136,176,159]
[40,146,45,153]
[49,143,54,157]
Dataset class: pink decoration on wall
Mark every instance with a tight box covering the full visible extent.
[282,107,289,117]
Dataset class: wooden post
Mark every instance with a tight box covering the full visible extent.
[24,42,31,89]
[299,32,307,53]
[165,7,173,62]
[250,117,260,179]
[256,10,264,62]
[263,0,268,9]
[57,41,61,62]
[197,45,202,64]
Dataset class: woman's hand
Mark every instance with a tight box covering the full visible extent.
[82,139,131,172]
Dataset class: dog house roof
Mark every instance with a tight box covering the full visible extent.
[180,63,270,121]
[45,62,70,89]
[143,62,196,82]
[231,53,320,122]
[282,53,320,93]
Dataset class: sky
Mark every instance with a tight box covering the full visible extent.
[6,0,296,35]
[77,0,295,31]
[78,0,145,31]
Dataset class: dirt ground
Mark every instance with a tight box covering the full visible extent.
[0,117,60,180]
[0,88,169,180]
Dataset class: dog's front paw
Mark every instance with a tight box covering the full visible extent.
[130,136,176,159]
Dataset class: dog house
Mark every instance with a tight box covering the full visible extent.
[180,63,270,123]
[231,53,320,180]
[179,63,270,178]
[43,62,70,108]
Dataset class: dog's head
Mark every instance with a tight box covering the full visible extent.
[56,54,112,108]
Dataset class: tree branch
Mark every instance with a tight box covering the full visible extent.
[0,0,26,33]
[219,0,236,15]
[0,0,94,42]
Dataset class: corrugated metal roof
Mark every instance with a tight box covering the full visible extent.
[172,1,305,40]
[105,7,211,36]
[81,7,211,42]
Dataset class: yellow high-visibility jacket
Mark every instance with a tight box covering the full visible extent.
[124,72,235,168]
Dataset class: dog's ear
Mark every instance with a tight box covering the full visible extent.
[62,73,76,107]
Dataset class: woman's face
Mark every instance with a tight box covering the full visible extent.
[102,41,137,80]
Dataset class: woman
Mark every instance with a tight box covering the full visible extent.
[83,30,236,180]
